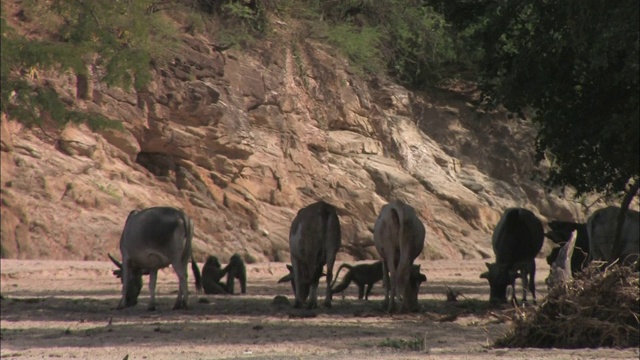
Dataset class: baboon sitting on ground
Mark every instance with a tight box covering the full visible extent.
[222,253,247,294]
[201,255,228,294]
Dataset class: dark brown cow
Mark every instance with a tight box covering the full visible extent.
[288,201,341,309]
[480,208,543,305]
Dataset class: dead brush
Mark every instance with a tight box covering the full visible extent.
[494,263,639,348]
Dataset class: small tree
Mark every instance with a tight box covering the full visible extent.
[1,0,177,129]
[470,1,639,260]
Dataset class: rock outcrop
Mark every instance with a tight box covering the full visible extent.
[0,27,603,263]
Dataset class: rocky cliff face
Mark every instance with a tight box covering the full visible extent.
[0,26,597,263]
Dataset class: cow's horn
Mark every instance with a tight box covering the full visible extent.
[108,253,123,268]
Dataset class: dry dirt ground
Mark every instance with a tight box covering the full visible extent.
[1,258,638,360]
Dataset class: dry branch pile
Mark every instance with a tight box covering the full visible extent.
[495,263,639,348]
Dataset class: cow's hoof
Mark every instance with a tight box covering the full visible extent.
[306,302,318,310]
[172,301,187,310]
[147,305,156,311]
[293,301,303,309]
[323,301,332,308]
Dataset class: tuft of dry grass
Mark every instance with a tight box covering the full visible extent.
[495,263,639,348]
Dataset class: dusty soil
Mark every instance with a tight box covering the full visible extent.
[1,259,638,360]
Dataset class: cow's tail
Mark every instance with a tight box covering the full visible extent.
[330,263,352,289]
[393,202,409,295]
[319,202,334,282]
[191,256,202,293]
[182,214,202,293]
[319,203,331,259]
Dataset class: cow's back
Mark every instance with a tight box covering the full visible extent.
[492,208,544,264]
[120,207,190,265]
[397,201,425,256]
[588,206,640,262]
[289,201,340,261]
[374,200,425,259]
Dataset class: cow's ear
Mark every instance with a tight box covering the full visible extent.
[277,274,292,283]
[479,271,489,279]
[286,264,293,271]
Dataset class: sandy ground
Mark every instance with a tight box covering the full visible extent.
[1,258,638,360]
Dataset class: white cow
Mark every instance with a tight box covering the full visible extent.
[109,207,202,311]
[587,206,640,266]
[374,200,426,313]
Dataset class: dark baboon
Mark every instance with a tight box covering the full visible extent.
[331,261,427,301]
[201,255,228,294]
[277,264,326,295]
[222,253,247,294]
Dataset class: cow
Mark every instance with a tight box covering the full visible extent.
[288,201,341,309]
[374,200,425,313]
[480,208,543,305]
[110,207,202,311]
[587,206,640,266]
[545,220,590,275]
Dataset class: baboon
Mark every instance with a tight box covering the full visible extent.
[222,253,247,294]
[201,255,228,294]
[330,261,427,301]
[277,264,325,295]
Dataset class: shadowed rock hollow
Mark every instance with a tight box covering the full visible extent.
[0,15,600,264]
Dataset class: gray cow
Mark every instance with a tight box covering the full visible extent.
[374,200,425,313]
[481,208,543,305]
[587,206,640,266]
[111,207,202,310]
[288,201,341,309]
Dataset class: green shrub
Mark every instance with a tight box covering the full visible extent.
[379,336,424,351]
[1,0,177,130]
[296,0,458,88]
[326,24,383,74]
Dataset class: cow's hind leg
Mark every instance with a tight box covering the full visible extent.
[292,262,304,308]
[117,261,130,310]
[148,269,158,311]
[380,259,391,311]
[387,251,399,313]
[173,263,189,310]
[528,261,537,304]
[308,277,320,309]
